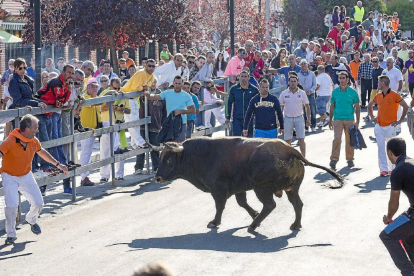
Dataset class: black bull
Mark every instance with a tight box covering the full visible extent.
[148,137,343,232]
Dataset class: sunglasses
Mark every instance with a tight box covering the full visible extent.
[113,87,120,90]
[73,81,82,85]
[147,64,155,68]
[188,61,194,64]
[246,44,253,47]
[18,66,27,70]
[239,51,246,55]
[101,80,108,82]
[8,63,13,65]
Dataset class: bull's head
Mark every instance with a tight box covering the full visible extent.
[146,140,184,184]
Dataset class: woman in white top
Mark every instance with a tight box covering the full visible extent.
[213,52,227,78]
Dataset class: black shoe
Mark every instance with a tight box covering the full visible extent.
[115,177,124,181]
[30,223,41,235]
[121,148,130,153]
[114,148,123,154]
[329,160,337,170]
[68,161,81,167]
[100,177,109,183]
[75,120,90,132]
[347,161,355,168]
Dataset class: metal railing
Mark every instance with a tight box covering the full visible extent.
[1,78,232,207]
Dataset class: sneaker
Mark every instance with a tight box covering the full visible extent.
[63,188,73,195]
[115,177,124,181]
[5,237,16,245]
[121,148,130,153]
[317,122,323,128]
[81,177,95,186]
[364,115,370,121]
[100,177,109,183]
[134,169,143,175]
[380,171,389,177]
[329,160,337,170]
[311,127,316,132]
[347,161,355,168]
[40,185,46,197]
[30,223,41,235]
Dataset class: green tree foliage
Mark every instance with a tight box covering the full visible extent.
[283,0,386,38]
[386,0,414,32]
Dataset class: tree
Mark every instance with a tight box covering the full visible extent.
[283,0,386,38]
[21,0,196,73]
[20,0,73,45]
[386,0,414,32]
[191,0,267,47]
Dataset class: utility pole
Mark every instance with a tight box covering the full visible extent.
[266,0,270,41]
[33,0,41,90]
[228,0,235,56]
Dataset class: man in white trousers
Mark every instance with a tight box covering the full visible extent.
[99,78,128,182]
[121,59,157,149]
[0,115,68,245]
[368,75,408,177]
[202,81,227,129]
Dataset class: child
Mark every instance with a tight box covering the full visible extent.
[344,17,351,30]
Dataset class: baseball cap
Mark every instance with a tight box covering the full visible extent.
[86,78,98,86]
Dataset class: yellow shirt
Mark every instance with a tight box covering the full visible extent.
[80,94,102,129]
[100,88,111,122]
[82,75,93,92]
[121,70,154,94]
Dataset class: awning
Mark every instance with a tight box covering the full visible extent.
[0,30,22,43]
[2,21,25,31]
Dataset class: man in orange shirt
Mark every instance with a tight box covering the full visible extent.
[0,115,68,245]
[350,51,362,101]
[391,12,401,32]
[368,75,409,177]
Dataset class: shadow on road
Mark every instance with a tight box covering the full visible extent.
[107,227,332,253]
[100,181,170,198]
[0,241,35,260]
[313,167,361,185]
[354,176,390,193]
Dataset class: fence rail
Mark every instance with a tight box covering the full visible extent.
[0,79,231,208]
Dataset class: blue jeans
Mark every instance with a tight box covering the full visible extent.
[303,94,316,128]
[34,115,52,170]
[254,128,278,138]
[186,120,194,139]
[316,96,330,116]
[175,124,187,142]
[232,118,253,137]
[135,130,161,171]
[50,113,66,164]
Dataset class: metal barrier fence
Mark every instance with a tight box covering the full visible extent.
[0,77,233,224]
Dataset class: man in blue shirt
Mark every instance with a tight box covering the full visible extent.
[243,79,284,138]
[183,81,200,139]
[225,70,259,137]
[276,54,301,85]
[26,57,36,80]
[144,75,195,142]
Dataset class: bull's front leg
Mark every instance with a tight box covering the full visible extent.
[207,190,228,228]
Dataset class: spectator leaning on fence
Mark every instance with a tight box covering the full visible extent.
[1,59,15,93]
[225,70,259,137]
[79,78,102,187]
[1,114,68,245]
[121,59,156,149]
[154,54,183,88]
[81,60,95,91]
[144,75,196,142]
[191,51,214,82]
[99,77,127,182]
[135,78,166,175]
[223,48,246,79]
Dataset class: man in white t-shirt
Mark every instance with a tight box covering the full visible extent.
[383,57,403,133]
[279,75,311,157]
[315,65,333,128]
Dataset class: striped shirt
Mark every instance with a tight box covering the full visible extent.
[357,62,373,80]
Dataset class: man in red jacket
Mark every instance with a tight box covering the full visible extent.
[36,65,74,195]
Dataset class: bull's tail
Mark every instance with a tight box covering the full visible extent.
[292,150,344,188]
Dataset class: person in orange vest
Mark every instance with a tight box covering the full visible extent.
[391,12,401,32]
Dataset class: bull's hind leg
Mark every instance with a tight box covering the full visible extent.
[286,188,303,230]
[207,190,228,228]
[248,188,276,232]
[235,192,259,219]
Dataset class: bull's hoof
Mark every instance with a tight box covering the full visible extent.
[207,222,219,228]
[252,211,259,219]
[290,223,302,230]
[274,190,283,198]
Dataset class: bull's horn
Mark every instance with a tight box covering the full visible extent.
[165,142,184,153]
[145,139,164,151]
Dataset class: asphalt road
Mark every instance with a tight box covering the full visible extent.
[0,106,412,276]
